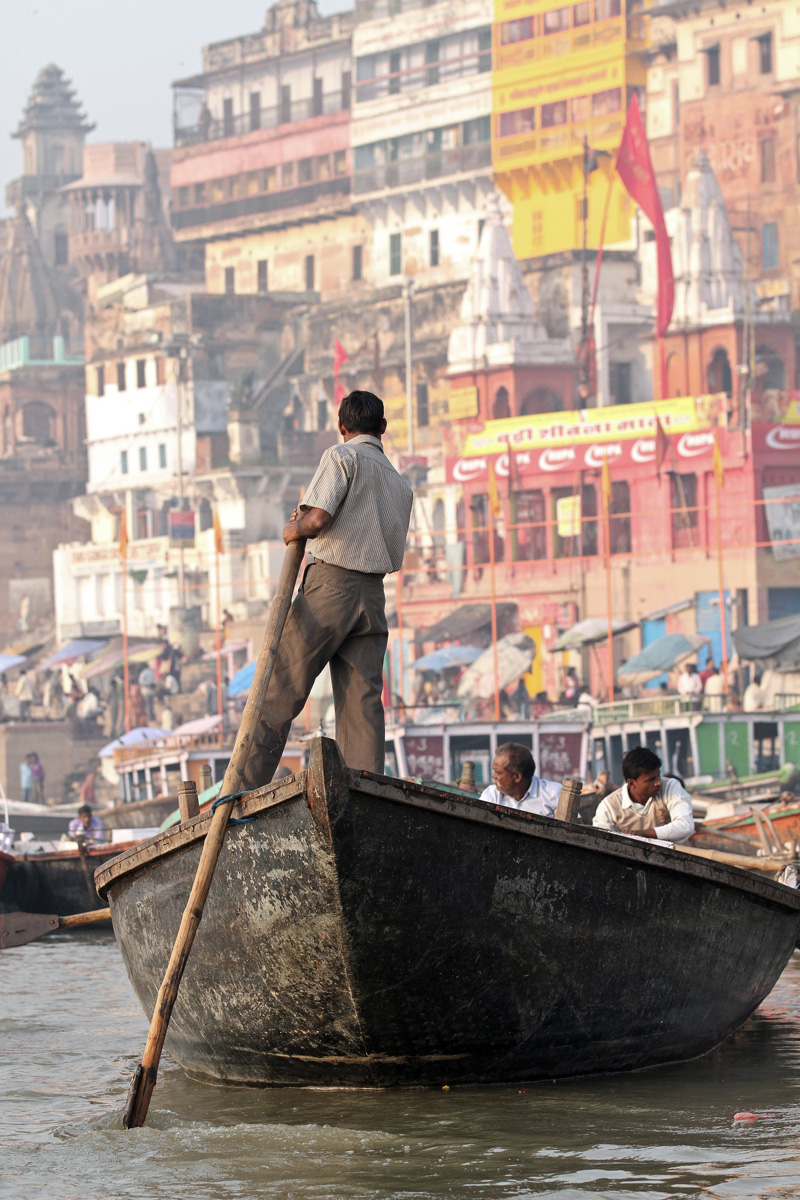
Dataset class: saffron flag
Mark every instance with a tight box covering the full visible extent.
[488,461,501,518]
[118,510,128,560]
[333,338,349,375]
[713,430,725,490]
[654,415,671,477]
[616,94,674,338]
[601,456,612,511]
[213,507,224,556]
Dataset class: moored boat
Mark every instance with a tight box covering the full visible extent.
[97,737,800,1088]
[2,841,139,916]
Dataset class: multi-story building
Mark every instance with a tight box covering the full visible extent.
[492,0,647,261]
[647,0,800,309]
[170,0,364,301]
[351,0,495,288]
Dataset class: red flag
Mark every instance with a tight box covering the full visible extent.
[654,416,671,477]
[616,94,674,338]
[333,338,349,376]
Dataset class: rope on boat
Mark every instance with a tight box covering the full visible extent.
[210,791,254,825]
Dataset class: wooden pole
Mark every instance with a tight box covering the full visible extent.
[122,560,130,734]
[714,467,729,697]
[395,569,405,723]
[488,507,501,722]
[122,538,306,1130]
[215,540,224,746]
[602,469,614,704]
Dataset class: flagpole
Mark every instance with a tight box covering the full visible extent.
[120,518,131,734]
[602,461,615,704]
[215,539,223,748]
[488,505,501,722]
[713,434,729,697]
[396,570,405,724]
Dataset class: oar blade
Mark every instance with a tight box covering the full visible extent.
[0,911,59,949]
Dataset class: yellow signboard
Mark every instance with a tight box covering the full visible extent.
[448,386,479,420]
[463,396,720,458]
[556,494,581,538]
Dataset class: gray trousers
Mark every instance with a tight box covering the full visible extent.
[241,560,388,790]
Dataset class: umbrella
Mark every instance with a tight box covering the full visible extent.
[616,632,710,687]
[99,726,169,758]
[551,618,637,652]
[38,638,107,671]
[228,660,255,697]
[0,653,26,674]
[412,645,482,673]
[457,633,536,700]
[173,714,222,736]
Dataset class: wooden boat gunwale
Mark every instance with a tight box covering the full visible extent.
[95,759,800,914]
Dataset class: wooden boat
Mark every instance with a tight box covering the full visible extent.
[96,737,800,1088]
[2,841,138,916]
[0,849,12,897]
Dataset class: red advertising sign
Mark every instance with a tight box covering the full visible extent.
[538,732,583,780]
[403,736,445,782]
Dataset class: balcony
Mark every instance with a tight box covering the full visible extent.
[354,141,492,194]
[174,90,348,148]
[493,113,624,168]
[355,47,491,103]
[495,16,646,72]
[0,335,85,373]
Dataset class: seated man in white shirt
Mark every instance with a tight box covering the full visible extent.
[479,742,562,817]
[592,745,694,843]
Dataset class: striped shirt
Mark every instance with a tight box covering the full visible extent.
[301,435,413,574]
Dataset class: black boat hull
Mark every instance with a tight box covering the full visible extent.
[97,738,800,1087]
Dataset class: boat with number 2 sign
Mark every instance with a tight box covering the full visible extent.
[96,737,800,1088]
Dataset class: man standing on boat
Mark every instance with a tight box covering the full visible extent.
[241,391,413,787]
[592,747,694,843]
[479,742,562,816]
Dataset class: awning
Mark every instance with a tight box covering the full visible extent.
[551,618,637,652]
[643,598,693,623]
[228,660,255,697]
[0,653,26,674]
[421,602,517,644]
[99,726,169,757]
[201,639,249,660]
[457,633,536,700]
[617,632,710,687]
[39,638,107,671]
[733,614,800,671]
[83,639,165,680]
[412,645,482,673]
[173,714,222,736]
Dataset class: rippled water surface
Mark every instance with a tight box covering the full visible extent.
[3,933,800,1199]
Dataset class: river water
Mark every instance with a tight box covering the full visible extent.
[3,932,800,1200]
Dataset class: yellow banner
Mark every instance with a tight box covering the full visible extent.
[448,386,479,420]
[463,396,721,457]
[556,494,581,538]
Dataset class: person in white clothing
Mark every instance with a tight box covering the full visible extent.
[592,746,694,843]
[479,742,562,817]
[742,672,766,713]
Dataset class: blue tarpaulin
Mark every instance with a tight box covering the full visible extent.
[412,645,482,672]
[39,638,107,670]
[228,660,256,697]
[0,653,26,674]
[617,632,709,686]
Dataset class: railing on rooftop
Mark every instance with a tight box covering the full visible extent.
[174,90,348,148]
[355,0,444,20]
[353,141,492,194]
[573,694,800,726]
[0,335,85,373]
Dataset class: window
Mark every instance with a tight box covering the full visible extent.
[177,186,189,208]
[193,182,206,204]
[594,0,621,18]
[96,365,105,397]
[117,362,126,391]
[671,473,698,549]
[706,44,721,87]
[389,50,401,95]
[501,16,534,43]
[249,92,261,131]
[610,481,631,555]
[280,85,291,124]
[352,244,363,281]
[763,221,779,270]
[224,266,235,294]
[761,137,776,183]
[136,359,146,389]
[471,493,490,565]
[499,107,536,137]
[543,7,570,33]
[313,77,323,117]
[541,101,568,128]
[257,259,268,293]
[425,41,440,87]
[478,28,492,71]
[138,412,146,425]
[429,228,439,268]
[609,361,632,405]
[553,487,579,558]
[156,357,167,386]
[298,157,313,184]
[120,449,128,475]
[305,254,315,290]
[158,443,167,469]
[417,382,429,428]
[342,70,352,109]
[592,87,622,117]
[139,446,147,472]
[54,231,68,265]
[758,32,773,74]
[493,386,510,419]
[262,166,277,191]
[281,162,294,187]
[573,2,591,27]
[223,98,234,137]
[672,82,680,131]
[513,490,546,561]
[389,232,402,276]
[333,149,347,175]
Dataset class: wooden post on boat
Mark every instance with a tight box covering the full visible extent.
[556,778,583,823]
[199,764,213,795]
[178,779,199,822]
[122,538,306,1130]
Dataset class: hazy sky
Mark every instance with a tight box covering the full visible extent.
[0,0,350,217]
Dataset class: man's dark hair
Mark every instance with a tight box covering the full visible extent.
[78,804,93,817]
[496,742,535,783]
[623,746,661,780]
[338,390,384,435]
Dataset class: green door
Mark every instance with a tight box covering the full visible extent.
[724,722,750,778]
[784,722,800,767]
[696,721,721,779]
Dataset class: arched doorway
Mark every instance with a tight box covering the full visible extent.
[19,401,55,444]
[520,388,564,415]
[492,386,510,420]
[707,347,733,398]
